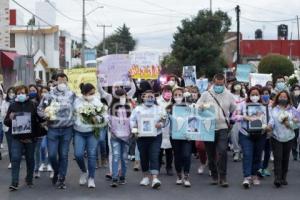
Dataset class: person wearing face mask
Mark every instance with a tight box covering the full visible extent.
[258,87,273,178]
[266,91,300,188]
[290,85,300,161]
[37,73,75,189]
[4,85,41,191]
[273,76,288,95]
[197,73,236,187]
[108,89,132,187]
[38,87,54,178]
[1,87,16,169]
[130,90,166,189]
[233,87,267,189]
[171,87,194,187]
[230,82,246,162]
[0,90,3,159]
[73,83,107,189]
[156,85,174,176]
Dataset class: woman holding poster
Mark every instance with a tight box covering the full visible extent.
[4,85,41,191]
[171,87,193,187]
[130,90,166,189]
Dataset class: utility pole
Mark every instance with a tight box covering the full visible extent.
[236,5,241,64]
[210,0,212,13]
[297,15,300,40]
[81,0,86,67]
[97,24,112,55]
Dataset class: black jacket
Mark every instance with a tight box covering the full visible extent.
[4,100,41,140]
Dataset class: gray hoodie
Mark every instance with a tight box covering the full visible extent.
[38,87,76,128]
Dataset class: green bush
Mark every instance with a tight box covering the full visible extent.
[258,54,294,80]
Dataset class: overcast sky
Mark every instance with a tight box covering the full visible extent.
[10,0,300,52]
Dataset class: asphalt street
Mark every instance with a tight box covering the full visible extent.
[0,146,300,200]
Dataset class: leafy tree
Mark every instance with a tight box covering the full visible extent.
[170,10,231,79]
[258,54,294,81]
[96,24,136,56]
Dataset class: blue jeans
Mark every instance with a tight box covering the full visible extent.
[34,138,43,172]
[262,138,271,169]
[74,130,98,178]
[11,137,35,185]
[0,123,3,144]
[239,132,266,177]
[111,137,129,180]
[137,134,162,175]
[47,127,73,179]
[41,136,48,164]
[96,126,107,160]
[5,131,12,162]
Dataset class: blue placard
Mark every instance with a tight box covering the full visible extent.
[236,64,254,83]
[196,79,208,94]
[171,105,215,141]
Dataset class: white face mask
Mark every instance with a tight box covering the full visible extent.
[294,90,300,97]
[174,97,183,104]
[168,80,175,87]
[120,97,126,105]
[250,95,260,103]
[234,85,242,91]
[57,83,67,92]
[8,93,15,100]
[84,95,94,102]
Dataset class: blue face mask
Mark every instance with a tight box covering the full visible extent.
[276,82,286,91]
[28,92,37,99]
[262,95,270,103]
[213,85,224,94]
[16,94,27,103]
[144,99,155,107]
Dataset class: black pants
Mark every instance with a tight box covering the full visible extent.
[271,138,293,181]
[137,134,162,175]
[204,129,228,180]
[292,129,300,159]
[159,148,173,171]
[172,140,192,175]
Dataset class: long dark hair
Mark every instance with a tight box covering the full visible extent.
[5,87,16,102]
[110,88,131,118]
[28,84,41,102]
[230,81,245,98]
[272,90,292,108]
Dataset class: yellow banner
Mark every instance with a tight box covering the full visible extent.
[129,65,161,80]
[64,68,97,94]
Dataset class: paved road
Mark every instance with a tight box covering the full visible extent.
[0,146,300,200]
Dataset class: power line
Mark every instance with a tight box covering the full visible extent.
[45,0,82,22]
[241,16,297,23]
[138,0,190,16]
[11,0,54,27]
[94,1,187,18]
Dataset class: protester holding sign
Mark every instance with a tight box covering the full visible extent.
[233,87,267,189]
[171,87,193,187]
[130,90,166,189]
[4,85,41,191]
[290,85,300,161]
[109,88,132,187]
[197,73,236,187]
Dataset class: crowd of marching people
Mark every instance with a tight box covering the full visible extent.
[0,71,300,192]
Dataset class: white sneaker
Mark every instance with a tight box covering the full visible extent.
[243,177,251,189]
[197,165,205,175]
[140,177,150,186]
[47,164,53,172]
[176,178,183,185]
[0,144,4,149]
[183,177,191,187]
[34,171,41,178]
[39,164,46,172]
[8,163,11,169]
[79,172,88,185]
[49,171,54,179]
[252,176,260,185]
[151,178,161,189]
[270,152,274,162]
[88,178,96,188]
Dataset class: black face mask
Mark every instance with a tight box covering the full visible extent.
[278,99,288,106]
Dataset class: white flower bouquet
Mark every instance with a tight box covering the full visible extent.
[78,102,107,137]
[278,111,290,123]
[44,101,60,121]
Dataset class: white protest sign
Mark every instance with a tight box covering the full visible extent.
[97,54,131,87]
[249,73,272,87]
